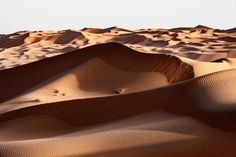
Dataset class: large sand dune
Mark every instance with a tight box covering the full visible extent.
[0,26,236,157]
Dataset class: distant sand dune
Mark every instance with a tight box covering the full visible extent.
[0,25,235,70]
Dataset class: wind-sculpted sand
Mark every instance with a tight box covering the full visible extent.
[0,26,236,157]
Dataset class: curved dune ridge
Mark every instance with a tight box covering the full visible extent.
[0,43,194,104]
[0,27,236,157]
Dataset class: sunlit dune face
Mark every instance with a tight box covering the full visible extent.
[0,57,168,112]
[73,58,168,94]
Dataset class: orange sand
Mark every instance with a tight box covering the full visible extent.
[0,26,236,157]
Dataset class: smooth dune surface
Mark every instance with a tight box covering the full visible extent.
[0,26,236,157]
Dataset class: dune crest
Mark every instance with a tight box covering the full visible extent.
[0,43,194,104]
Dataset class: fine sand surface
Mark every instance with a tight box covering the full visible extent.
[0,26,236,157]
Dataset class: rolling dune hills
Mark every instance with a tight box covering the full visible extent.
[0,26,236,157]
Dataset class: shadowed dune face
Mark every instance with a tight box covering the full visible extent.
[0,26,236,157]
[0,32,29,49]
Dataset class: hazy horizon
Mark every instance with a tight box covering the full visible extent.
[0,0,236,34]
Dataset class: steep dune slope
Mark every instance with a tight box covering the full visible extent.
[0,43,193,104]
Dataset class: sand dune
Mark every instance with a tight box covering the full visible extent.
[1,67,236,131]
[1,111,236,157]
[0,26,236,157]
[0,43,194,109]
[0,25,235,70]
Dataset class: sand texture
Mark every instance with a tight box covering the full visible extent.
[0,26,236,157]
